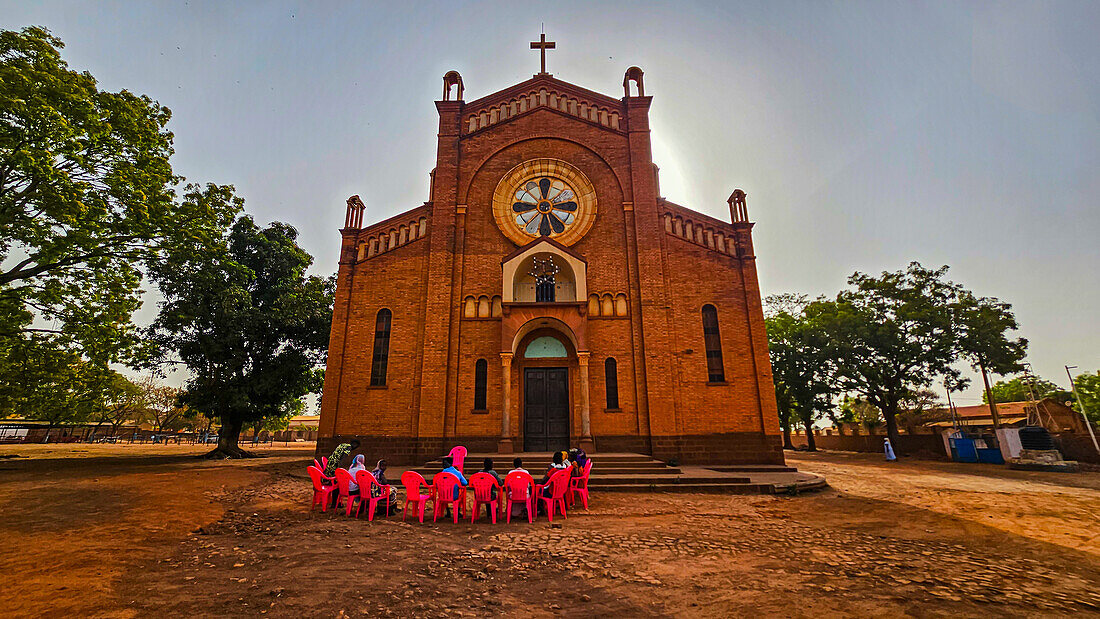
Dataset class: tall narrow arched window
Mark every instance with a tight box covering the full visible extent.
[605,357,619,409]
[701,304,725,383]
[370,309,392,386]
[473,359,487,411]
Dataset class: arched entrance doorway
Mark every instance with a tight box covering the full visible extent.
[500,314,593,455]
[520,333,571,452]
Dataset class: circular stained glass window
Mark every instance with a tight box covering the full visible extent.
[512,177,578,237]
[491,158,597,247]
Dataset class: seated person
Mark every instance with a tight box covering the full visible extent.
[538,451,568,495]
[478,458,504,499]
[509,457,529,476]
[322,439,361,477]
[436,455,468,500]
[568,448,588,475]
[557,450,572,470]
[507,457,532,518]
[346,454,367,496]
[572,447,588,468]
[370,458,399,512]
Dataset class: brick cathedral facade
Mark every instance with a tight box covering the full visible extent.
[318,59,784,465]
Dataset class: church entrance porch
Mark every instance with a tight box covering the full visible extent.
[523,367,570,452]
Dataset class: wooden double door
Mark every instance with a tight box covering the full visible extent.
[523,367,569,452]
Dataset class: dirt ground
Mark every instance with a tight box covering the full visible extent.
[1,446,1098,617]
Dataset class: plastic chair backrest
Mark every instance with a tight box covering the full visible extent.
[580,460,593,481]
[547,467,571,498]
[334,468,353,493]
[433,471,462,502]
[307,466,328,491]
[401,470,428,496]
[355,470,382,494]
[447,446,467,474]
[468,472,501,502]
[504,470,534,499]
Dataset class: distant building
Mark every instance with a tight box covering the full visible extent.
[923,399,1090,434]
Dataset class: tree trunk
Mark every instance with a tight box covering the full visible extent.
[828,412,843,435]
[801,416,817,451]
[979,360,1001,429]
[883,403,901,454]
[204,416,253,459]
[781,423,793,449]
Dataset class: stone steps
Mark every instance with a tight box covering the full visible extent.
[402,452,826,495]
[706,465,798,473]
[588,474,753,485]
[594,477,828,494]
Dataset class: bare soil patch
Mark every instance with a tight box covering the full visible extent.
[0,446,1097,617]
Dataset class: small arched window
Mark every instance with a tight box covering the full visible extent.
[370,309,392,386]
[605,357,619,409]
[701,304,725,383]
[473,359,488,411]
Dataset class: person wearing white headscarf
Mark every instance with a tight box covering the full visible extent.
[347,454,367,493]
[884,438,897,462]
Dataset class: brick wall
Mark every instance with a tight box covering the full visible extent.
[790,433,948,459]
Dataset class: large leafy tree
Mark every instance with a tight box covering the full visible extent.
[765,296,834,451]
[148,190,334,458]
[954,292,1027,427]
[1,27,229,418]
[811,263,964,450]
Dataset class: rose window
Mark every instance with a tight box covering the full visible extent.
[491,158,596,247]
[512,177,578,237]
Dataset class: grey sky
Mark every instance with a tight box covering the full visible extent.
[3,0,1097,406]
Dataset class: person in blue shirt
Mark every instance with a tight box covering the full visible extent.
[437,455,468,500]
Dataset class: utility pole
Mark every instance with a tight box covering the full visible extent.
[1066,365,1100,455]
[944,380,959,430]
[1022,364,1044,427]
[979,361,1002,429]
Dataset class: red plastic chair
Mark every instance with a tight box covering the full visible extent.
[430,472,467,523]
[353,470,392,521]
[401,471,432,523]
[334,468,359,516]
[568,460,593,510]
[447,446,467,475]
[322,456,329,469]
[535,468,572,523]
[308,466,338,511]
[468,472,502,524]
[503,470,535,524]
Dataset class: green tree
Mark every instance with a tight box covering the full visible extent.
[773,379,795,449]
[839,395,883,432]
[1069,371,1100,425]
[984,375,1070,405]
[953,292,1027,427]
[896,387,943,429]
[765,298,834,451]
[87,371,147,439]
[148,193,334,458]
[1,27,232,416]
[142,379,194,432]
[811,263,964,450]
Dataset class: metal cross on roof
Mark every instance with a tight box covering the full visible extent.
[530,33,556,75]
